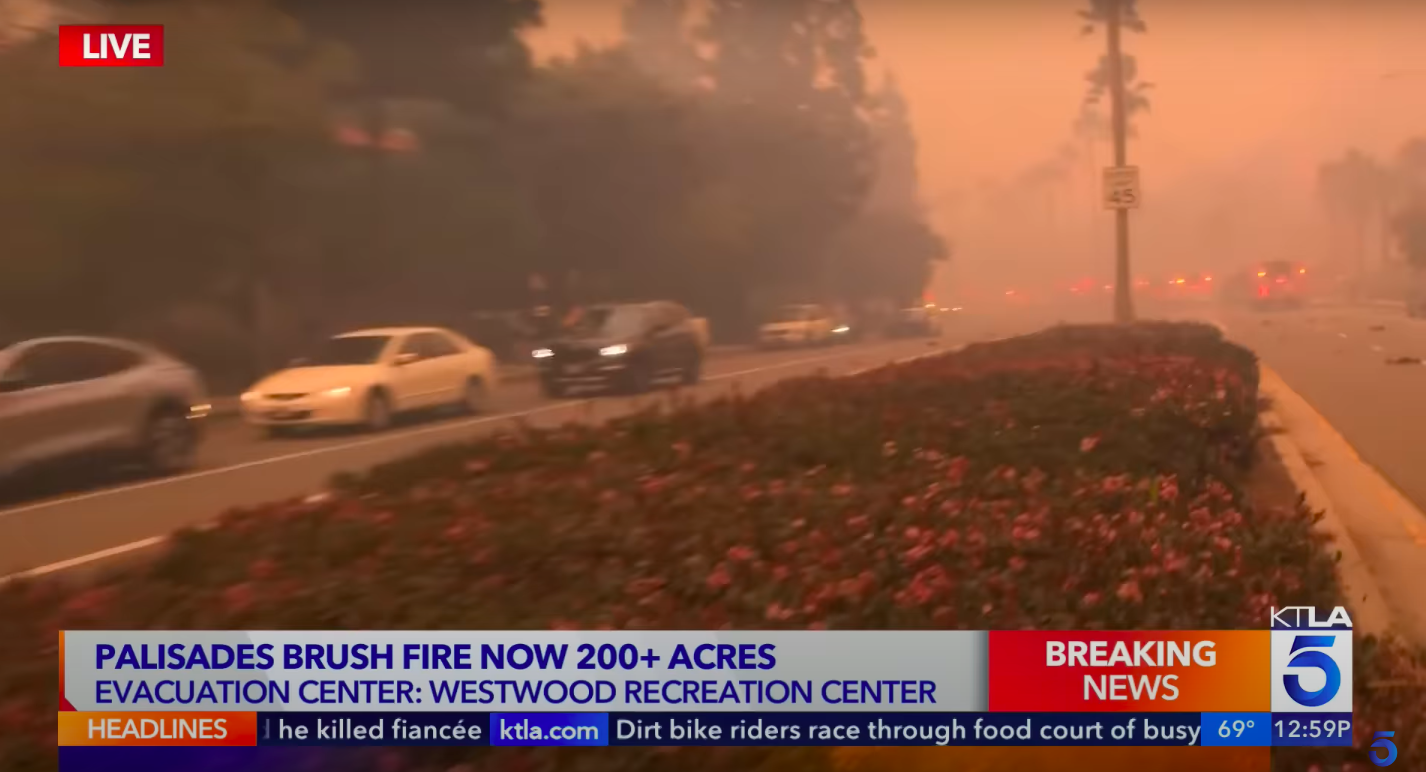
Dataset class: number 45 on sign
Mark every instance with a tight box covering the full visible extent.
[1103,166,1141,209]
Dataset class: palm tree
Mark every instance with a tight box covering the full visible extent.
[1317,149,1389,296]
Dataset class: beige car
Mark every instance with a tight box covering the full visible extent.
[759,304,836,347]
[0,336,209,481]
[241,327,496,435]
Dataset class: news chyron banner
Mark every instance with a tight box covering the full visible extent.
[57,609,1354,753]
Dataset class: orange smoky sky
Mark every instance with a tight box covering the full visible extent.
[527,0,1426,298]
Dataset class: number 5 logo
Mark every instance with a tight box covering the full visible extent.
[1283,635,1341,707]
[1371,731,1398,767]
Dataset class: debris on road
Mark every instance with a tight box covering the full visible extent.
[1369,324,1387,332]
[1386,356,1425,365]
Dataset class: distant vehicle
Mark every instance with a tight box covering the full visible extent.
[887,306,942,338]
[1229,261,1310,310]
[241,327,495,436]
[533,301,704,398]
[759,304,836,348]
[0,336,208,481]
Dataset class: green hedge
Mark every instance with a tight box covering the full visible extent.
[3,322,1416,772]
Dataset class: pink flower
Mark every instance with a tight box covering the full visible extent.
[1007,556,1027,572]
[904,526,923,540]
[845,515,870,531]
[765,602,795,621]
[1010,525,1041,542]
[222,583,256,614]
[1213,536,1233,552]
[831,483,854,497]
[1079,435,1100,452]
[705,565,732,590]
[726,545,755,562]
[1101,475,1129,494]
[903,543,935,564]
[807,621,828,630]
[625,577,666,596]
[1116,580,1143,604]
[1081,592,1102,608]
[939,529,961,548]
[771,565,791,581]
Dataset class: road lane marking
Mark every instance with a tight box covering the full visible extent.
[0,343,920,522]
[4,536,166,581]
[0,341,967,583]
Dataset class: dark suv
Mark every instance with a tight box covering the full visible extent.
[533,302,704,398]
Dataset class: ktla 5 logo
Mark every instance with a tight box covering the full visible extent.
[57,25,164,67]
[1269,632,1353,712]
[1370,730,1398,767]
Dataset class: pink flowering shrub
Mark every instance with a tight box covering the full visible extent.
[0,322,1416,772]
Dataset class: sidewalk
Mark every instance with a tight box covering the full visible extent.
[1259,363,1426,644]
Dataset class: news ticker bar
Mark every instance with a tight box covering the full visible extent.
[58,711,1354,748]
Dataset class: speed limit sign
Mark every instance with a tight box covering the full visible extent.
[1103,166,1141,209]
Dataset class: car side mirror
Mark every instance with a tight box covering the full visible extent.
[394,352,419,366]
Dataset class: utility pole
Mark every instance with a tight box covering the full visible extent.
[1105,0,1136,322]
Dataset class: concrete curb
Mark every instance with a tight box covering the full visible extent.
[1258,365,1397,639]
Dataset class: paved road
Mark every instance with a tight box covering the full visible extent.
[1203,304,1426,512]
[0,310,1065,580]
[1172,302,1426,639]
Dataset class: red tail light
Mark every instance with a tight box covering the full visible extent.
[1258,285,1270,298]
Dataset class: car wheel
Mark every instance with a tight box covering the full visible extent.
[363,390,393,432]
[143,406,197,475]
[461,377,490,414]
[541,378,568,399]
[682,350,703,386]
[624,363,654,395]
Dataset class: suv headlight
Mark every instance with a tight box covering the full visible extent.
[600,344,629,357]
[532,348,554,359]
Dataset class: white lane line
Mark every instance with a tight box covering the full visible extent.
[5,537,166,581]
[0,342,952,584]
[0,344,904,522]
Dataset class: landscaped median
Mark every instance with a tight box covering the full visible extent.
[1,322,1421,771]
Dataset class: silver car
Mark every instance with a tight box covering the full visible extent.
[0,336,209,481]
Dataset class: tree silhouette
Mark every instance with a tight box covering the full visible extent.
[620,0,701,90]
[1082,53,1152,134]
[1317,149,1390,282]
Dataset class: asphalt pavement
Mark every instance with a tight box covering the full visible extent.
[0,310,1059,580]
[1205,304,1426,513]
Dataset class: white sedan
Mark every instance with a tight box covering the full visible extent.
[241,327,495,435]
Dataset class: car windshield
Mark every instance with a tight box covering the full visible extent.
[773,306,812,322]
[305,335,391,366]
[565,306,647,339]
